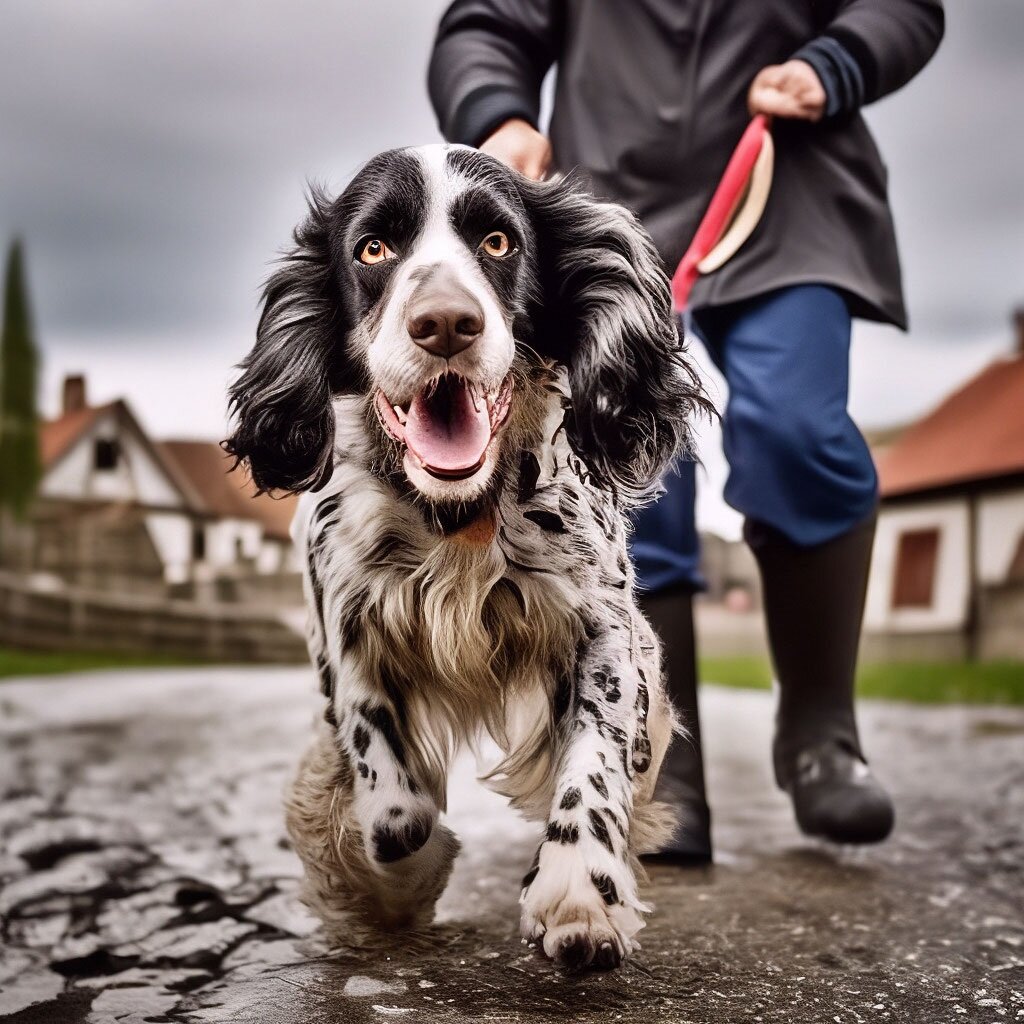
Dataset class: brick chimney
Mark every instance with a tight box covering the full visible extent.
[62,374,87,415]
[1015,307,1024,357]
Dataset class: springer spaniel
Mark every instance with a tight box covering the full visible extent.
[225,145,706,971]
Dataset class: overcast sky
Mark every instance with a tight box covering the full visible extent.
[2,0,1022,536]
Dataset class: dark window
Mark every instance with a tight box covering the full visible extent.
[192,526,206,562]
[93,438,119,471]
[1008,532,1024,583]
[892,528,940,609]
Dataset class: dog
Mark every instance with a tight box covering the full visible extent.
[225,144,706,971]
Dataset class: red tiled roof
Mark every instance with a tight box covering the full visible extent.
[877,356,1024,498]
[39,402,116,468]
[160,440,298,540]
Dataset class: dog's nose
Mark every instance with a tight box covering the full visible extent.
[406,270,484,358]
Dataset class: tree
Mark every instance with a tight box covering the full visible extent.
[0,239,41,528]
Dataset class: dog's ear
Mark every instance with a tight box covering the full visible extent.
[224,187,357,493]
[518,176,707,499]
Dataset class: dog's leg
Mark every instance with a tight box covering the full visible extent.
[286,680,459,945]
[520,625,656,971]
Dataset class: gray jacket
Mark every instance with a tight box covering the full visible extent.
[428,0,944,327]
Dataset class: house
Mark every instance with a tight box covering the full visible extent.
[699,530,760,609]
[864,311,1024,660]
[160,439,300,603]
[32,375,298,600]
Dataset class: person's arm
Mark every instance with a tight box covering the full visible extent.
[428,0,560,178]
[750,0,945,122]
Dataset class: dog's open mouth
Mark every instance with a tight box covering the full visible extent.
[375,372,513,481]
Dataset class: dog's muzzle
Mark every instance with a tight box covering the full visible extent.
[405,267,485,361]
[375,372,513,481]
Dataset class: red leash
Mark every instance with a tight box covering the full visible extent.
[671,114,774,312]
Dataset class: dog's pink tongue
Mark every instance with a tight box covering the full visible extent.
[404,380,491,472]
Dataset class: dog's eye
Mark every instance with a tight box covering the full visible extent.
[479,231,512,259]
[356,238,395,265]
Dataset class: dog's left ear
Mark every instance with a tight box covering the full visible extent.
[518,176,707,499]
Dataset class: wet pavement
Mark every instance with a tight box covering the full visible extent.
[1,667,1022,1024]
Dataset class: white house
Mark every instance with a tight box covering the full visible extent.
[865,314,1024,659]
[34,375,298,598]
[159,439,299,583]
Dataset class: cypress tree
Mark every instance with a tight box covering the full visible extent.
[0,239,42,524]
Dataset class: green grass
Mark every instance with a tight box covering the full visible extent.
[3,645,1021,706]
[0,646,198,680]
[701,655,1024,706]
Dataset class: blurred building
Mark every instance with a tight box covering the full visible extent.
[30,375,299,602]
[865,311,1024,660]
[699,530,760,610]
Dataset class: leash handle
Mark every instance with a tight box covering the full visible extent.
[671,114,772,312]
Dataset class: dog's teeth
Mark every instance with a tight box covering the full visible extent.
[393,404,407,424]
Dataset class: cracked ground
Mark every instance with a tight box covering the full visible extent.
[1,667,1022,1023]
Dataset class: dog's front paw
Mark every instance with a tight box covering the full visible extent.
[370,804,435,864]
[520,842,645,971]
[355,786,440,870]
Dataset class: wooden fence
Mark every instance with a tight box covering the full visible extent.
[0,571,308,664]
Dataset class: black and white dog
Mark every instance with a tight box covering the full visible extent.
[225,145,706,971]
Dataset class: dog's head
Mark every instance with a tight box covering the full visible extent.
[226,145,704,505]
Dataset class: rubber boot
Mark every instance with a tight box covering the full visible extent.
[639,586,713,863]
[745,512,895,844]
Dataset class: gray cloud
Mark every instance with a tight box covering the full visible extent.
[0,1,450,339]
[863,0,1024,339]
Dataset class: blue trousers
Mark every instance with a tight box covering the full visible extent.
[631,285,878,593]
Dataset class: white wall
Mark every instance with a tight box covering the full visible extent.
[42,410,183,508]
[144,512,193,584]
[204,518,263,570]
[204,522,297,577]
[256,541,282,575]
[866,499,970,633]
[254,538,299,575]
[977,489,1024,584]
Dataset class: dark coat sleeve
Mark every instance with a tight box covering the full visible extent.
[818,0,945,105]
[427,0,561,146]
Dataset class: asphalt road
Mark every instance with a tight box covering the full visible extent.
[1,667,1022,1023]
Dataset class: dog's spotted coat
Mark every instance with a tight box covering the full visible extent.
[226,145,706,970]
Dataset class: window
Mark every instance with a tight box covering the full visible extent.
[93,438,119,471]
[1008,531,1024,583]
[891,528,940,609]
[191,526,206,562]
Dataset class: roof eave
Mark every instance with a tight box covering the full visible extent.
[881,468,1024,504]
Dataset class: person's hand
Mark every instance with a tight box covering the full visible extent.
[748,60,827,122]
[479,118,552,180]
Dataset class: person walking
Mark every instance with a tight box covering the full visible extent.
[428,0,944,862]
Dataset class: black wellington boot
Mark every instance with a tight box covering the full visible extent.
[639,585,713,864]
[745,513,895,845]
